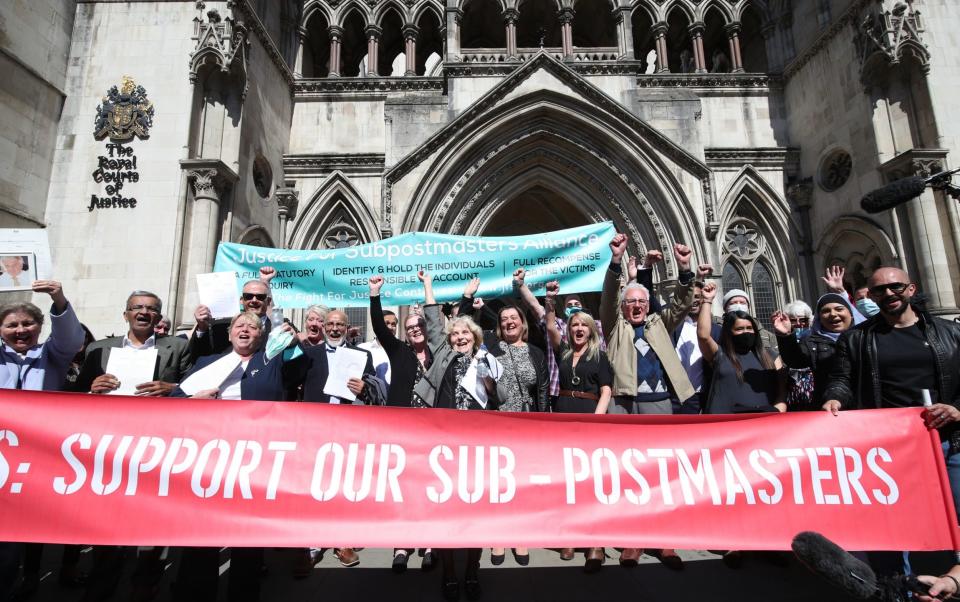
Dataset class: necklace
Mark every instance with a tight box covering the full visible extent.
[570,348,584,386]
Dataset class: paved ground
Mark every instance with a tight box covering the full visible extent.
[17,546,956,601]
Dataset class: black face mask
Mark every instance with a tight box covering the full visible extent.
[732,332,756,353]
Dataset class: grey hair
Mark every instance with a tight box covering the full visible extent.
[127,290,162,312]
[783,300,813,319]
[619,282,650,306]
[242,280,270,294]
[0,302,44,326]
[306,304,330,318]
[446,315,484,352]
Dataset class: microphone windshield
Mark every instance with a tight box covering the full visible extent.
[861,177,927,213]
[792,531,877,599]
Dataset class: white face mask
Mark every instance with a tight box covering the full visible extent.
[727,303,749,314]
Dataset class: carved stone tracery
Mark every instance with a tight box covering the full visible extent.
[190,5,251,98]
[854,0,930,86]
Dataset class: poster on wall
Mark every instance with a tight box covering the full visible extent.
[0,230,52,292]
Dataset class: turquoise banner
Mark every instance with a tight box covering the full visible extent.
[213,222,615,308]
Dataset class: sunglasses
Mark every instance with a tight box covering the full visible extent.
[242,293,269,301]
[622,299,649,307]
[127,304,160,314]
[868,282,908,296]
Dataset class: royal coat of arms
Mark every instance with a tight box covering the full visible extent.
[93,76,155,141]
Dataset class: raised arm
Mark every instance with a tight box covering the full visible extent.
[33,280,84,362]
[419,270,436,305]
[771,310,811,369]
[697,282,720,364]
[658,244,697,334]
[543,280,562,350]
[368,276,402,354]
[513,268,545,320]
[599,233,628,338]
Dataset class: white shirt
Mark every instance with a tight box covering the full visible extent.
[122,334,156,350]
[674,316,704,392]
[359,339,391,385]
[219,353,251,400]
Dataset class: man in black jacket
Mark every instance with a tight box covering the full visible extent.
[823,266,960,524]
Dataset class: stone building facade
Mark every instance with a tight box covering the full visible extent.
[1,0,958,337]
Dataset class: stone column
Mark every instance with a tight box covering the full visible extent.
[504,8,519,58]
[328,25,343,77]
[725,22,743,72]
[559,7,575,58]
[880,153,958,313]
[445,7,462,61]
[614,7,634,60]
[365,25,382,76]
[294,27,307,77]
[275,186,299,249]
[178,159,238,321]
[786,178,818,299]
[688,22,706,73]
[652,22,668,72]
[403,24,418,75]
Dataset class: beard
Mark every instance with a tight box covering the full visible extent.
[880,294,911,317]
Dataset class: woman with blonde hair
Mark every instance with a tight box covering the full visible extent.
[545,281,613,571]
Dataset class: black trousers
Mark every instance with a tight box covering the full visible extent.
[0,542,21,600]
[174,547,263,602]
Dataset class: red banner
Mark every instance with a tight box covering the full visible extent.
[0,389,956,551]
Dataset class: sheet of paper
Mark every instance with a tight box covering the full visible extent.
[323,346,368,402]
[0,229,52,291]
[178,353,242,396]
[196,271,240,319]
[105,348,159,395]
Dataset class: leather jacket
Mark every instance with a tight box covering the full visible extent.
[823,308,960,411]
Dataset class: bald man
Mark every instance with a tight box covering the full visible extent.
[823,266,960,522]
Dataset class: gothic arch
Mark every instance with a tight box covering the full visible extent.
[334,2,370,27]
[717,167,802,307]
[412,1,444,27]
[815,216,899,290]
[630,0,656,24]
[301,0,334,30]
[733,0,771,21]
[698,0,733,23]
[374,1,409,28]
[288,172,379,251]
[458,0,508,14]
[237,225,275,248]
[662,0,695,23]
[398,91,708,277]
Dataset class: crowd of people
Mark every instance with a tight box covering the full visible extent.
[1,232,959,602]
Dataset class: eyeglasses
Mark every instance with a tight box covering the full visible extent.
[869,282,909,296]
[622,298,649,307]
[127,304,160,314]
[789,317,810,326]
[242,293,269,301]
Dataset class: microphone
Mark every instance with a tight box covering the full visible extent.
[861,168,960,214]
[791,531,941,601]
[860,177,927,214]
[792,531,877,599]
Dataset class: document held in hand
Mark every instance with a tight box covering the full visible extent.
[104,348,158,395]
[323,346,368,402]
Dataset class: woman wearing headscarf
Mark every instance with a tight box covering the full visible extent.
[772,292,866,411]
[0,281,85,599]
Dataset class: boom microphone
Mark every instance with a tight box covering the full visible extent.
[791,532,941,601]
[860,168,960,214]
[792,531,878,599]
[860,176,927,214]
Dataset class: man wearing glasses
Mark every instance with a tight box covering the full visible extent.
[73,290,192,601]
[75,290,192,396]
[823,267,960,522]
[189,279,274,360]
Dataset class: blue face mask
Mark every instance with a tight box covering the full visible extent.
[565,306,583,319]
[793,328,811,341]
[856,298,880,317]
